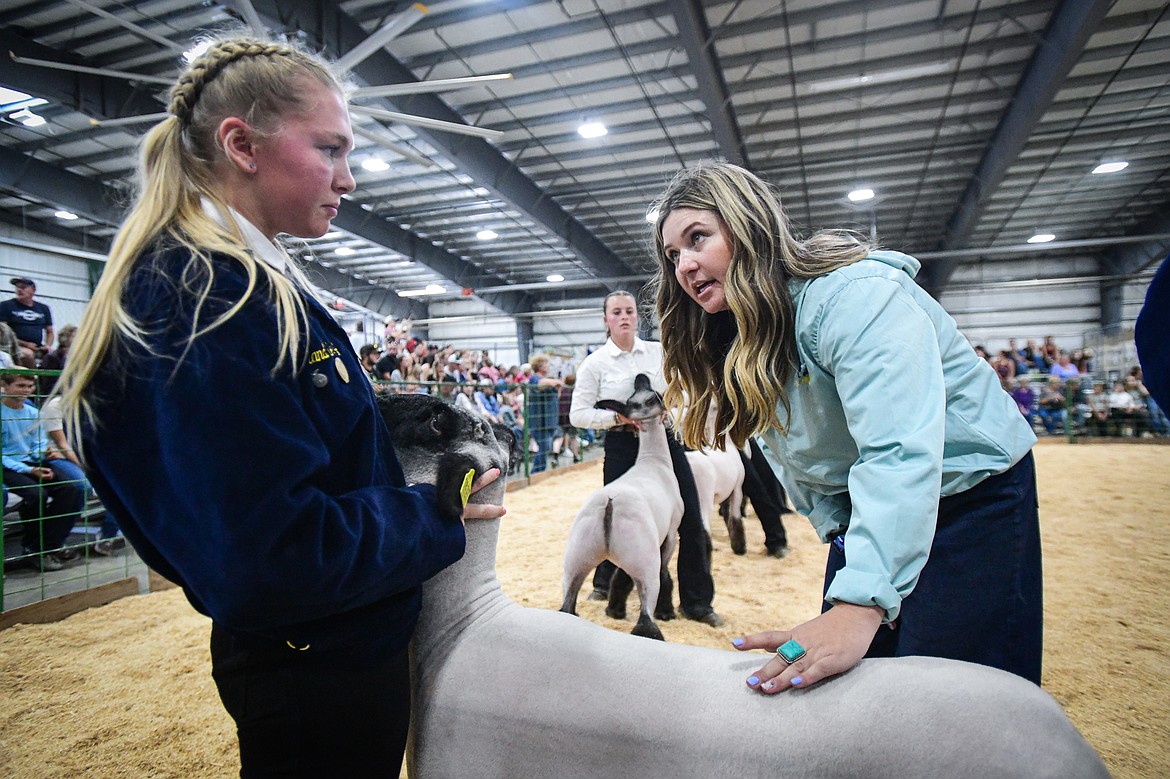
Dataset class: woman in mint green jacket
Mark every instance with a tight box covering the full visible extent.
[650,162,1041,691]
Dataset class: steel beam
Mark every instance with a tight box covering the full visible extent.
[237,0,638,287]
[668,0,749,166]
[923,0,1113,296]
[1,28,531,316]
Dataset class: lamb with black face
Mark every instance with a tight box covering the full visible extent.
[377,394,512,523]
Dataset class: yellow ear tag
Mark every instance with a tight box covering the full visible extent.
[459,468,476,508]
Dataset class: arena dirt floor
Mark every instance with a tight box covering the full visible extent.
[0,440,1167,778]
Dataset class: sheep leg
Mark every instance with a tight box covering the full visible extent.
[631,574,665,641]
[654,536,677,621]
[559,570,590,617]
[722,498,747,555]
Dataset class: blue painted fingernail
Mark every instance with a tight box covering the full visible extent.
[731,637,744,647]
[747,675,759,686]
[791,676,803,686]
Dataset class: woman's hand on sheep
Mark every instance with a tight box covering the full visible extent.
[731,602,884,693]
[460,467,507,522]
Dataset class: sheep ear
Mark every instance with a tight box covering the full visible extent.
[634,373,652,391]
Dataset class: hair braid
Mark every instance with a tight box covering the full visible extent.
[168,39,289,123]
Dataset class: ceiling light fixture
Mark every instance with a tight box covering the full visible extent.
[54,210,78,220]
[398,284,447,298]
[847,188,875,202]
[577,121,608,139]
[546,274,564,283]
[1091,161,1128,175]
[1027,233,1056,244]
[645,208,659,224]
[183,40,212,63]
[361,157,390,172]
[477,229,498,240]
[10,108,46,127]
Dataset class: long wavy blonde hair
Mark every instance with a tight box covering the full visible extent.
[56,35,348,456]
[649,162,873,450]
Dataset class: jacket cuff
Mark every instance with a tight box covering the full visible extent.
[824,568,903,623]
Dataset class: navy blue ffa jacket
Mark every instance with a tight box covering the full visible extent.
[83,247,465,656]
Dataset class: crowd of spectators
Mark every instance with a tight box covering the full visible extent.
[976,334,1167,438]
[362,318,593,474]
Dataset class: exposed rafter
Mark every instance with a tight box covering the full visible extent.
[923,0,1113,297]
[668,0,748,167]
[235,0,640,290]
[0,29,535,317]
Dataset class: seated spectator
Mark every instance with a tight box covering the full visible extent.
[453,382,478,416]
[1037,379,1067,434]
[1049,351,1080,381]
[39,393,123,554]
[0,278,53,368]
[1021,339,1046,372]
[1006,339,1029,376]
[1,371,85,571]
[359,344,381,380]
[1085,382,1112,437]
[1108,381,1141,436]
[1063,377,1090,434]
[1071,348,1093,375]
[1124,374,1155,436]
[40,324,75,372]
[1009,376,1038,429]
[442,353,470,384]
[473,379,503,424]
[437,375,459,405]
[0,321,19,368]
[477,355,501,384]
[373,346,399,382]
[1040,335,1060,369]
[992,350,1017,385]
[498,386,525,453]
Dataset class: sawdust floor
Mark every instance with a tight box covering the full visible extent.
[1,441,1167,778]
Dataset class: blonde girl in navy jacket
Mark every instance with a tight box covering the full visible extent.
[55,35,503,778]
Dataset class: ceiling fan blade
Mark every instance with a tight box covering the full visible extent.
[350,104,504,141]
[8,52,173,85]
[336,2,429,73]
[88,113,169,128]
[352,123,436,168]
[224,0,267,35]
[63,0,185,53]
[351,73,513,100]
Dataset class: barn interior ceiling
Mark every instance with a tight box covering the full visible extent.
[0,0,1167,324]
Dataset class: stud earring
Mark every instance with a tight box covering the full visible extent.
[249,162,257,171]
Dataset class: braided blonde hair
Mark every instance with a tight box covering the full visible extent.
[57,35,349,455]
[649,162,872,450]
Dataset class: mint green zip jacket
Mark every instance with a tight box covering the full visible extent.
[757,250,1036,622]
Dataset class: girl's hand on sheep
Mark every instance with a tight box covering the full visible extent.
[731,602,884,693]
[613,412,643,431]
[460,467,507,523]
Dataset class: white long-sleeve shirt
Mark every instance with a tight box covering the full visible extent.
[569,337,666,430]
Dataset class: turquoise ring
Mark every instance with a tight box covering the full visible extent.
[776,639,807,664]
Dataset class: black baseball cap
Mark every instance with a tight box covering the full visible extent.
[10,277,35,288]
